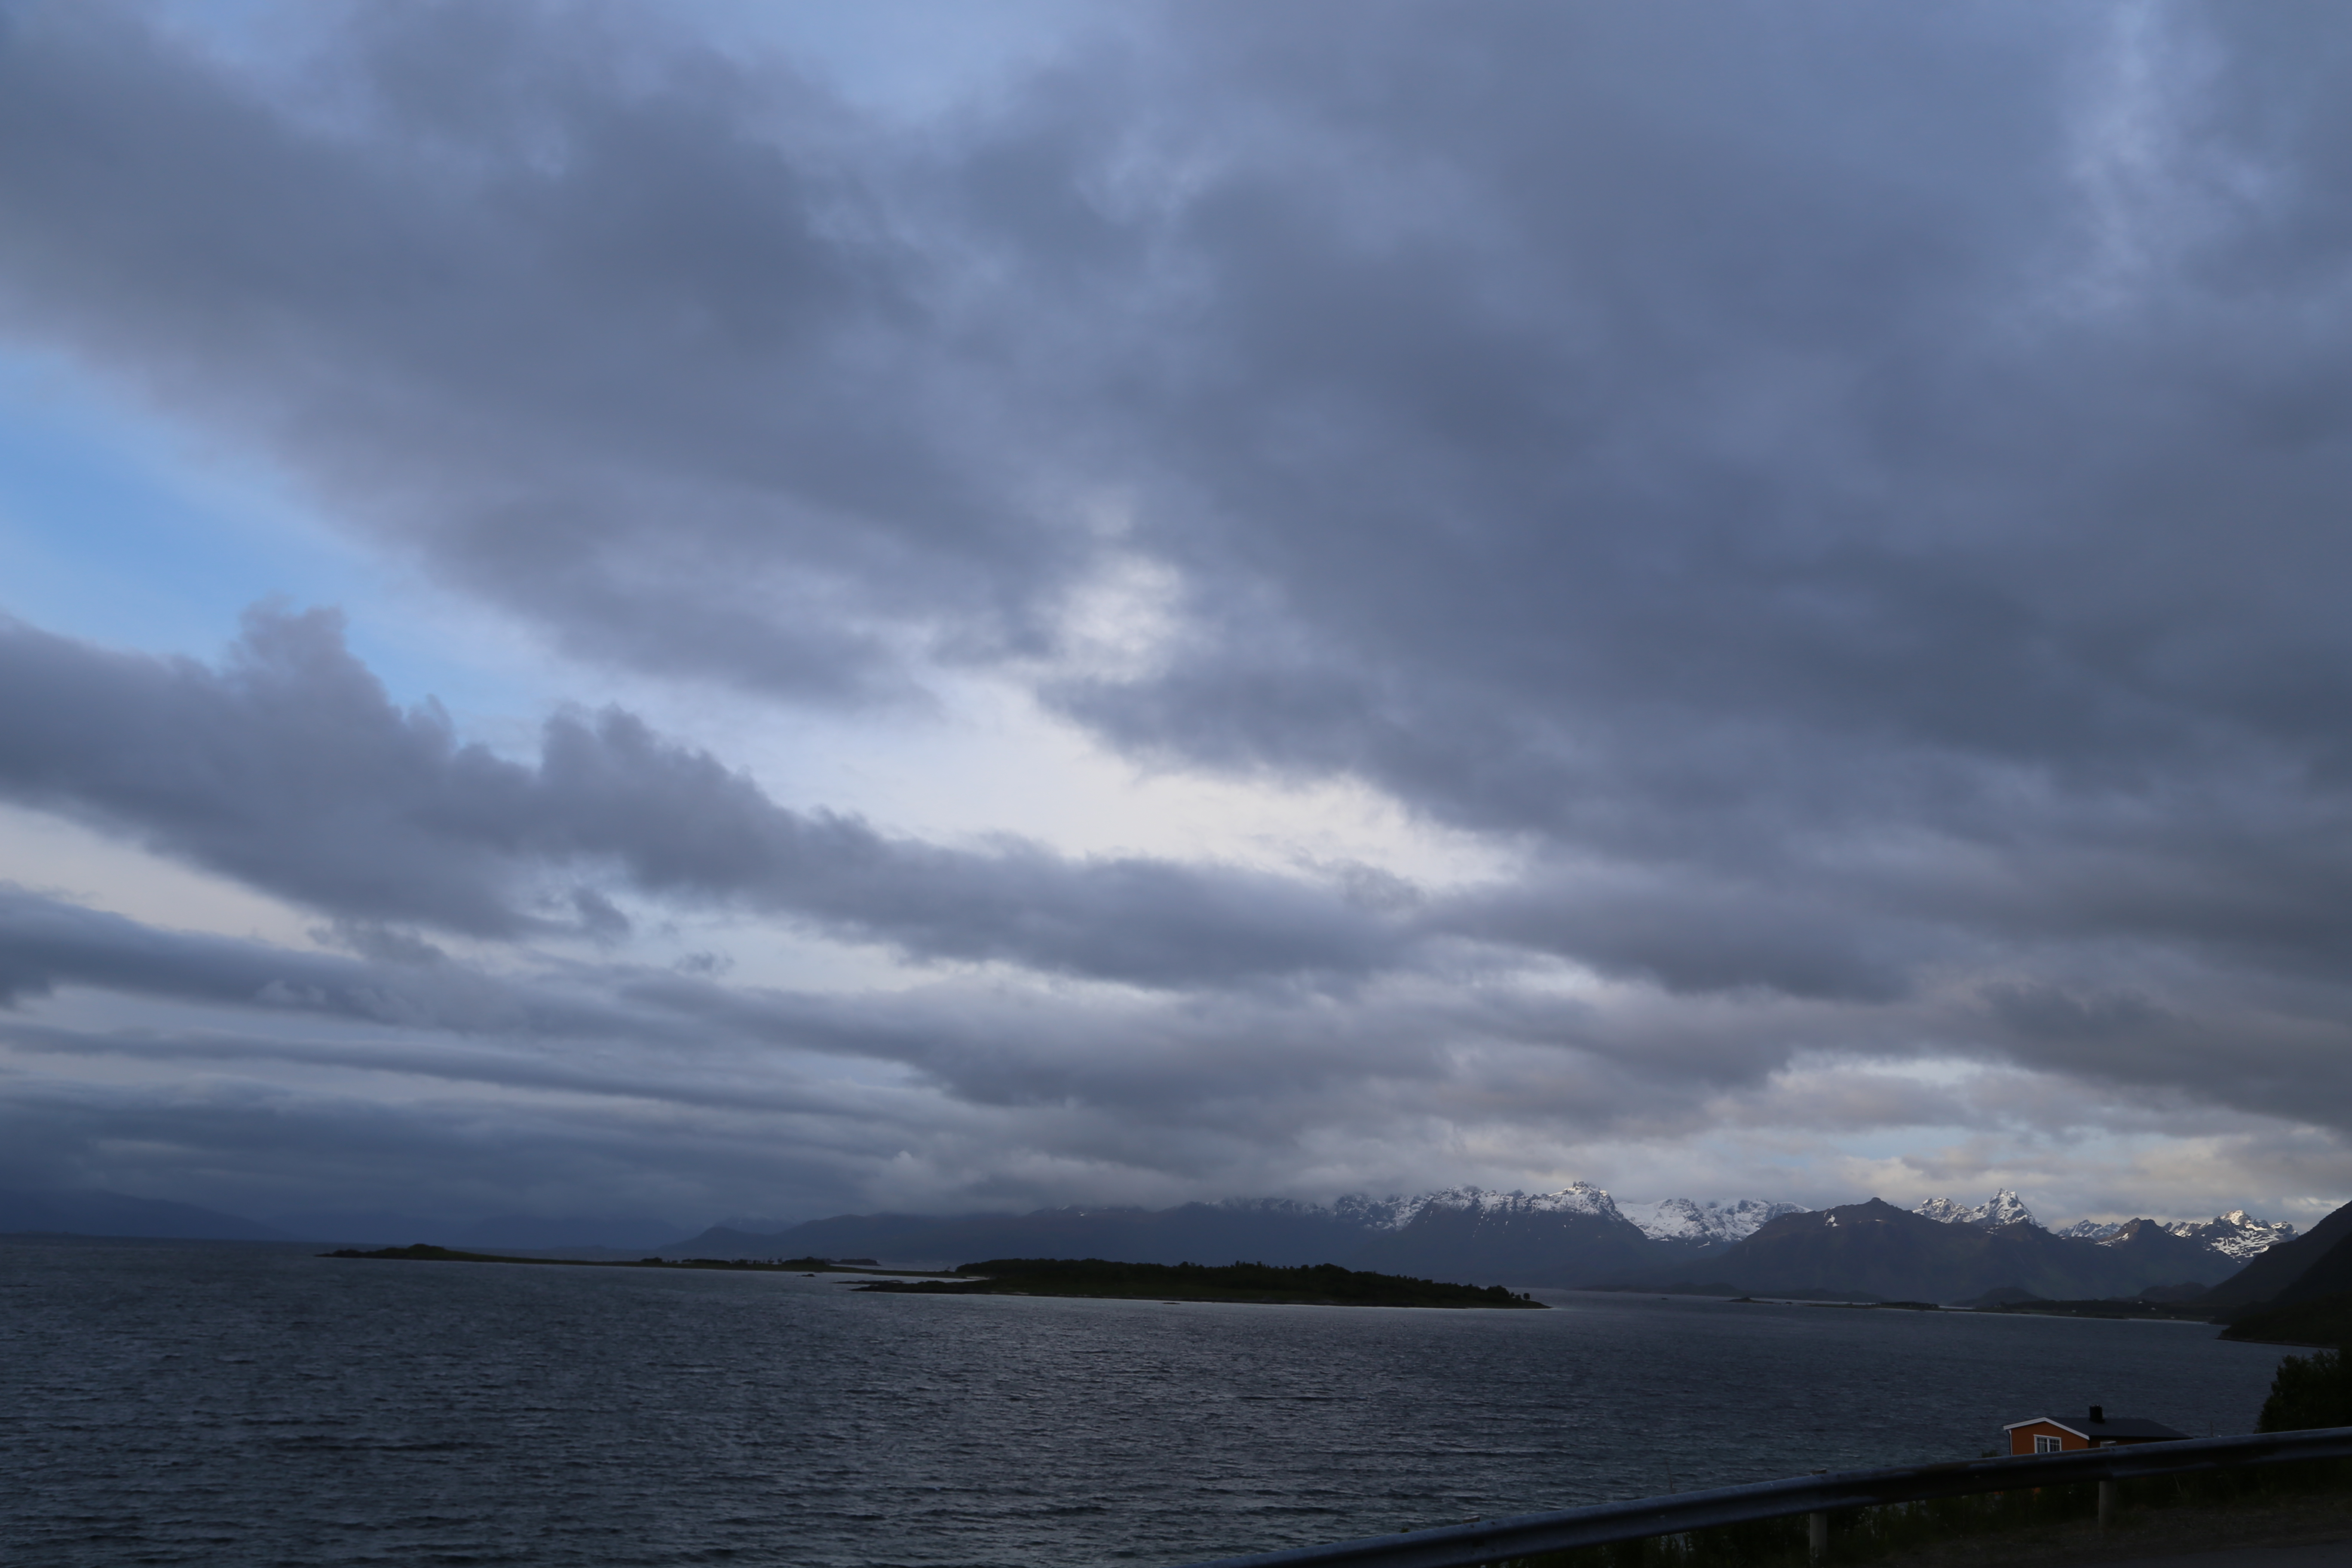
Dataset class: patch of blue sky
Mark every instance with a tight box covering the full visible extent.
[695,0,1115,120]
[150,0,1111,124]
[0,349,543,741]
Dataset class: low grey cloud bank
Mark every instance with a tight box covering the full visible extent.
[0,608,1411,986]
[1,0,2350,1222]
[2,862,2346,1225]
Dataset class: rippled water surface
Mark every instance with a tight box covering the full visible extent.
[1,1237,2293,1566]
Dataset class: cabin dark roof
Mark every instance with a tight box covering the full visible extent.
[2004,1408,2187,1442]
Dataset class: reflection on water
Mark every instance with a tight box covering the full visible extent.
[0,1237,2289,1566]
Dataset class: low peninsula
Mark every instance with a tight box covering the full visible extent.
[853,1257,1547,1308]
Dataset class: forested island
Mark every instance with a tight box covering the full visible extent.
[854,1256,1546,1307]
[324,1245,1541,1307]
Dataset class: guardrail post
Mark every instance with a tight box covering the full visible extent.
[2097,1478,2116,1534]
[1807,1509,1827,1565]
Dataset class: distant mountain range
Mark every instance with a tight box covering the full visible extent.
[1621,1195,2274,1303]
[0,1188,292,1241]
[1917,1190,2037,1228]
[14,1176,2352,1347]
[660,1183,2297,1300]
[659,1183,1815,1285]
[1626,1196,1811,1246]
[2049,1209,2293,1261]
[0,1180,2313,1307]
[1611,1188,2306,1304]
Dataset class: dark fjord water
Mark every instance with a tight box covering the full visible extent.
[1,1237,2293,1567]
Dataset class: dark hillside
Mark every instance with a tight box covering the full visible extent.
[2205,1200,2352,1308]
[2266,1227,2352,1308]
[2222,1290,2352,1348]
[2097,1218,2245,1288]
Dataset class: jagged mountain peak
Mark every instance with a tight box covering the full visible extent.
[2169,1209,2298,1261]
[1626,1196,1809,1243]
[1247,1182,1815,1237]
[1323,1182,1627,1231]
[1404,1182,1627,1224]
[1915,1188,2037,1229]
[2016,1208,2295,1264]
[1333,1182,1814,1243]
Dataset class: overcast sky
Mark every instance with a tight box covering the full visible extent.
[4,0,2352,1233]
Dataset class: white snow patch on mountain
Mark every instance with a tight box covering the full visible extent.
[1345,1184,1810,1240]
[1412,1183,1626,1224]
[1626,1197,1808,1243]
[1334,1182,1632,1230]
[1243,1187,2288,1261]
[1915,1189,2037,1228]
[2166,1210,2297,1261]
[1328,1193,1422,1229]
[2047,1210,2293,1260]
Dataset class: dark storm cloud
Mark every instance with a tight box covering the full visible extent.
[0,609,1409,985]
[6,0,2352,1211]
[4,3,2347,996]
[0,877,1765,1146]
[0,881,672,1039]
[0,1061,890,1224]
[15,859,2346,1160]
[0,0,1075,698]
[7,878,2352,1223]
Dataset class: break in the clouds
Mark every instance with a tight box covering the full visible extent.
[3,0,2352,1229]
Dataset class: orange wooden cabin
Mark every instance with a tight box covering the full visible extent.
[2005,1405,2187,1455]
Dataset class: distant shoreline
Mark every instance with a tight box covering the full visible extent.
[322,1243,958,1277]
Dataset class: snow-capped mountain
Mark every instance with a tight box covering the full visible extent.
[1626,1197,1809,1244]
[1332,1181,1629,1232]
[2162,1210,2297,1261]
[1321,1193,1421,1229]
[1344,1181,1658,1285]
[671,1181,2298,1295]
[2051,1210,2293,1261]
[1915,1189,2036,1228]
[1645,1196,2262,1302]
[1419,1182,1625,1220]
[1336,1184,1805,1246]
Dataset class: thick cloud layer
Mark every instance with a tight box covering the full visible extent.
[0,608,1408,985]
[3,1,2351,1222]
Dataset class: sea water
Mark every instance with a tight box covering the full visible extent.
[0,1236,2294,1566]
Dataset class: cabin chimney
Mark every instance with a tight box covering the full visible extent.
[2089,1405,2104,1424]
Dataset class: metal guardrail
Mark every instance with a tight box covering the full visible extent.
[1178,1425,2352,1568]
